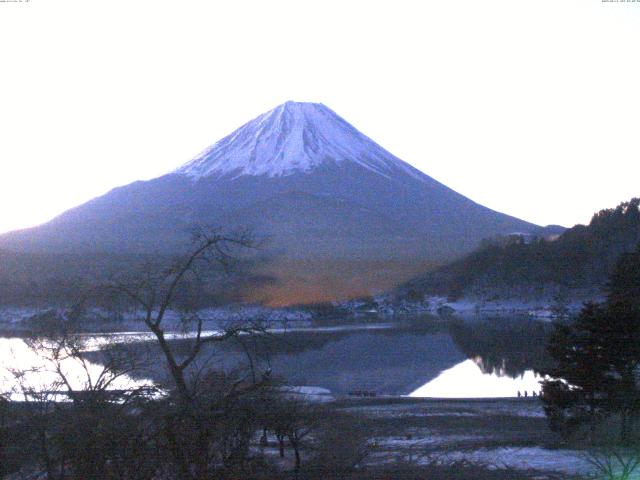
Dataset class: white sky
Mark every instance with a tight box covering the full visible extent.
[0,0,638,234]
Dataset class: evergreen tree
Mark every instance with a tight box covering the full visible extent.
[541,244,640,444]
[540,303,613,440]
[608,242,640,310]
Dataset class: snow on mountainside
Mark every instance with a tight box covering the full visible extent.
[176,101,425,182]
[0,100,542,304]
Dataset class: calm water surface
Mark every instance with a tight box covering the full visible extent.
[0,317,552,398]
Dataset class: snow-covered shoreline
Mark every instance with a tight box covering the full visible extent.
[0,287,605,334]
[335,289,604,321]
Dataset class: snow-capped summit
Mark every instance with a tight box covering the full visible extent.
[176,101,422,181]
[0,101,542,305]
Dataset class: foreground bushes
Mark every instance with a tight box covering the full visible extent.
[2,384,375,479]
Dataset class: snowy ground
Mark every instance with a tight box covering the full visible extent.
[427,447,592,476]
[337,397,594,478]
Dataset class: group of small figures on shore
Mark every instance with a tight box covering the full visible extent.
[348,390,377,397]
[517,390,540,398]
[347,389,540,398]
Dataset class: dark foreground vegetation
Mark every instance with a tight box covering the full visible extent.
[541,243,640,445]
[0,392,575,480]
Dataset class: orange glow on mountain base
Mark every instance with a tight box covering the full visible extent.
[245,259,437,307]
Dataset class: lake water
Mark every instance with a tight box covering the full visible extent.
[0,337,153,400]
[0,317,552,398]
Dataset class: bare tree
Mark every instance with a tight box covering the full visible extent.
[99,229,276,479]
[104,229,265,401]
[311,411,371,474]
[261,393,326,471]
[12,319,157,480]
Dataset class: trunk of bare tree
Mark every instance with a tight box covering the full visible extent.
[277,434,285,458]
[294,445,301,471]
[289,436,301,470]
[147,322,191,402]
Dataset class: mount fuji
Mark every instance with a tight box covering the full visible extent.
[0,101,540,304]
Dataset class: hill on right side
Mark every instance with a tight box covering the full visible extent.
[400,198,640,301]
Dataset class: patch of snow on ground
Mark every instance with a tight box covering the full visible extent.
[378,434,487,449]
[344,398,547,419]
[279,386,335,403]
[426,447,593,475]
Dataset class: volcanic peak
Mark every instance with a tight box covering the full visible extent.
[176,101,423,181]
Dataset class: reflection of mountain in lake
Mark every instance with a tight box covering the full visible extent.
[84,328,467,396]
[448,318,553,378]
[266,330,466,395]
[259,319,553,395]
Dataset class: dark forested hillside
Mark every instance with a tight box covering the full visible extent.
[402,198,640,300]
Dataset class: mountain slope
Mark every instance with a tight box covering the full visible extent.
[0,101,540,304]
